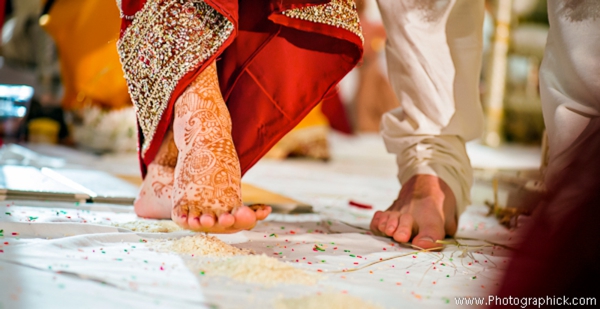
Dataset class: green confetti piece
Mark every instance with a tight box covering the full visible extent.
[200,271,205,275]
[124,249,128,252]
[446,275,450,278]
[472,276,477,280]
[349,254,356,257]
[60,210,67,214]
[131,246,136,248]
[380,279,384,282]
[75,202,80,206]
[269,233,276,237]
[144,260,148,263]
[327,220,332,225]
[321,260,326,263]
[116,258,123,261]
[344,250,351,252]
[28,216,38,221]
[5,212,10,216]
[280,226,285,230]
[101,251,106,254]
[314,245,325,252]
[279,252,283,255]
[449,258,453,261]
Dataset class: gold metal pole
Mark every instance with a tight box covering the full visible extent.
[483,0,513,147]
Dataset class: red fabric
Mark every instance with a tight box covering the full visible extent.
[0,0,5,36]
[322,89,353,134]
[491,119,600,307]
[120,0,362,178]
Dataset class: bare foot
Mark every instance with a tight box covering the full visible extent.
[171,62,271,232]
[134,129,178,219]
[370,174,457,249]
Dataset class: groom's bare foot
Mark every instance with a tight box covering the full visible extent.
[134,129,178,219]
[171,62,271,233]
[370,175,457,249]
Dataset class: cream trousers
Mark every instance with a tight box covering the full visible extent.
[377,0,600,214]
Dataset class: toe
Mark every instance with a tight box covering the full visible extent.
[377,212,391,235]
[172,206,189,229]
[392,214,413,243]
[188,216,202,230]
[217,213,235,227]
[412,219,445,250]
[255,206,272,220]
[187,206,202,228]
[200,213,216,228]
[232,206,257,230]
[384,212,401,236]
[370,211,383,233]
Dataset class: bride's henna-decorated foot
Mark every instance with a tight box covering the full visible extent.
[171,62,271,232]
[134,129,178,219]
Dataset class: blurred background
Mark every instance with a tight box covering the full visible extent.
[0,0,549,156]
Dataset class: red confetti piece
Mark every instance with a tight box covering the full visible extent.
[348,200,373,210]
[11,232,18,236]
[353,262,358,265]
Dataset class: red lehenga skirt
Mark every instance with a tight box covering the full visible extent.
[117,0,363,177]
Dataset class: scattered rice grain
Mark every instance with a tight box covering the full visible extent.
[189,254,319,286]
[149,234,251,257]
[113,220,183,233]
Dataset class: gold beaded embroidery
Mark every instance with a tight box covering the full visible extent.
[117,0,233,156]
[282,0,363,43]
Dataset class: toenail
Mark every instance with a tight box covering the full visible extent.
[420,236,434,243]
